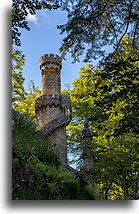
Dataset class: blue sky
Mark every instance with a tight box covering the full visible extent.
[15,8,98,91]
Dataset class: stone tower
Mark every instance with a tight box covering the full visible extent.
[35,54,72,166]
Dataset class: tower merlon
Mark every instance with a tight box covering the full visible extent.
[40,53,62,95]
[40,54,62,70]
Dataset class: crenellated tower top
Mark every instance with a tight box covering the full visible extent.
[40,54,62,95]
[40,54,62,73]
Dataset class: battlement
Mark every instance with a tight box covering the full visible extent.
[35,94,72,115]
[40,54,62,71]
[40,54,62,94]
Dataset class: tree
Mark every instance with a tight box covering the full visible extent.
[98,37,139,136]
[57,0,139,62]
[12,50,26,105]
[12,0,59,46]
[14,80,41,123]
[12,50,40,123]
[65,38,139,199]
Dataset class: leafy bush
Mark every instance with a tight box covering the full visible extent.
[12,114,96,200]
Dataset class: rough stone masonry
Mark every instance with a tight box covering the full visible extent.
[35,54,72,166]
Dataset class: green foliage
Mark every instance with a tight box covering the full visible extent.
[12,50,40,123]
[14,80,41,123]
[12,50,26,105]
[65,38,139,199]
[12,114,60,165]
[12,114,96,200]
[12,115,37,156]
[13,157,95,199]
[57,0,139,62]
[98,37,139,135]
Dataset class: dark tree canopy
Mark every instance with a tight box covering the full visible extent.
[57,0,139,62]
[12,0,59,46]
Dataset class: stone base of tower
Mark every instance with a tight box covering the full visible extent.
[46,126,67,166]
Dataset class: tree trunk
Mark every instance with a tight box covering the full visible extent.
[82,120,97,192]
[123,170,128,200]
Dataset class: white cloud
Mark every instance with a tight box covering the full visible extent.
[26,12,38,25]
